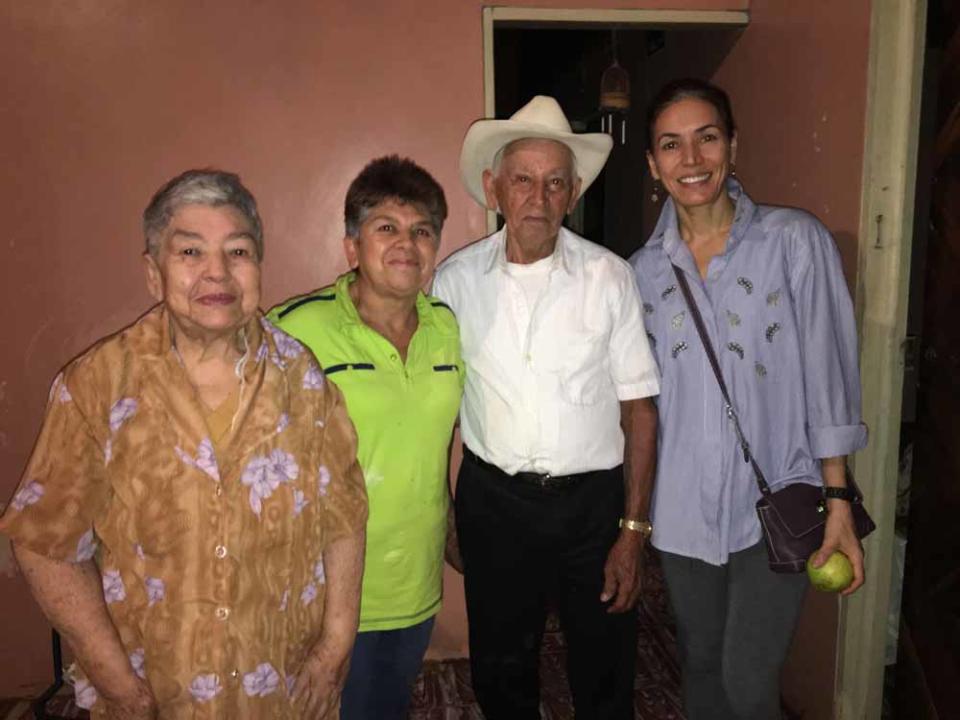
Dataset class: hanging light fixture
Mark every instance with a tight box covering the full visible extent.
[599,29,630,145]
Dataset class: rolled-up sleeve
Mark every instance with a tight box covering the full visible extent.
[608,262,661,401]
[316,375,368,542]
[0,372,110,562]
[788,220,869,458]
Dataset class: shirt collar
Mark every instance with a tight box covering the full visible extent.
[334,270,436,330]
[648,177,759,265]
[483,225,575,276]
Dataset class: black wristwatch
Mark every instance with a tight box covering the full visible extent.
[823,486,857,502]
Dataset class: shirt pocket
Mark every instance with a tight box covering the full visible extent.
[551,334,611,405]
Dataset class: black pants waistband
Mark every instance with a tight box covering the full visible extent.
[462,445,615,490]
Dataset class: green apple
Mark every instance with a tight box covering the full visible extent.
[806,550,854,592]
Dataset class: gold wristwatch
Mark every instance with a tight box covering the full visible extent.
[619,518,653,538]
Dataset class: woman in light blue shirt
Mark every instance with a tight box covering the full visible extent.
[630,78,868,719]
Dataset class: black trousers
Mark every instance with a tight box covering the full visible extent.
[455,450,637,720]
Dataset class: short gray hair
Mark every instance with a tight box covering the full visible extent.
[491,138,578,180]
[143,169,264,259]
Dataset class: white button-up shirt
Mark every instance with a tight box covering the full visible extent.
[433,227,660,476]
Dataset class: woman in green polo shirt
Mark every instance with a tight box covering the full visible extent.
[268,156,463,720]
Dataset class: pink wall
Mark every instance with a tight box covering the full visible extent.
[0,1,870,711]
[714,3,872,718]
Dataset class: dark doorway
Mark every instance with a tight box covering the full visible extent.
[889,0,960,717]
[493,24,741,259]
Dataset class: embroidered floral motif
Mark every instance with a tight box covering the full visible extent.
[73,677,98,710]
[661,285,677,301]
[671,341,688,359]
[109,398,138,433]
[145,577,165,606]
[755,362,768,378]
[726,309,741,327]
[765,323,782,343]
[129,648,146,680]
[102,569,126,604]
[737,277,754,295]
[11,481,44,511]
[189,674,222,703]
[243,663,281,698]
[262,320,304,360]
[727,342,745,360]
[671,311,685,329]
[767,289,782,306]
[76,529,97,561]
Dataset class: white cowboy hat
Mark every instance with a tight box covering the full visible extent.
[459,95,613,206]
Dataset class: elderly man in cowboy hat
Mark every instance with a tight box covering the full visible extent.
[432,96,660,719]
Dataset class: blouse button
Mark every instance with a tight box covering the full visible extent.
[215,606,231,620]
[214,544,228,559]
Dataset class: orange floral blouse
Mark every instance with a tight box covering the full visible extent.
[0,305,368,719]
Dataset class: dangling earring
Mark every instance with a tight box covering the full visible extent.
[730,164,737,177]
[651,180,662,203]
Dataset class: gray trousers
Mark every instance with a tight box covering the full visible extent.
[658,542,808,720]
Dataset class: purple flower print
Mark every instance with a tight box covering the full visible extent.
[240,456,279,517]
[11,481,44,511]
[292,489,308,516]
[189,674,222,703]
[279,588,289,612]
[73,677,98,710]
[275,413,290,434]
[265,322,304,360]
[243,663,280,698]
[129,648,146,680]
[300,582,317,607]
[314,559,326,585]
[75,529,97,562]
[318,466,331,497]
[145,577,165,606]
[302,365,325,390]
[102,570,126,604]
[58,381,72,404]
[268,449,299,483]
[175,439,219,482]
[108,397,138,433]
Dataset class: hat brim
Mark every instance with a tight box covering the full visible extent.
[459,120,613,207]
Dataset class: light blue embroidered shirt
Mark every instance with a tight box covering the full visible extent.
[629,179,868,565]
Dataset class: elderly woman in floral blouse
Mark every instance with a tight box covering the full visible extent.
[0,170,368,719]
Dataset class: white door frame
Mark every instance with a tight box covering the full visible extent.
[481,4,927,718]
[838,1,926,718]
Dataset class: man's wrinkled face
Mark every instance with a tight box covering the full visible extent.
[482,139,582,250]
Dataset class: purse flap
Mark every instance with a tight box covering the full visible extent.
[760,483,826,538]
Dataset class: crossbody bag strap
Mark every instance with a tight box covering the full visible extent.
[670,264,772,496]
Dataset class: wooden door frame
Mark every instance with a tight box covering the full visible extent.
[479,3,927,717]
[839,1,927,718]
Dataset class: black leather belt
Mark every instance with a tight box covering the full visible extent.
[462,446,589,489]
